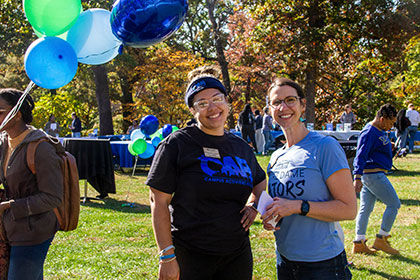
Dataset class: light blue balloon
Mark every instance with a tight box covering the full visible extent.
[24,37,78,89]
[130,129,145,141]
[139,142,155,159]
[66,8,121,65]
[151,136,161,147]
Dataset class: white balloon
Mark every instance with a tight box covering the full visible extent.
[66,8,121,65]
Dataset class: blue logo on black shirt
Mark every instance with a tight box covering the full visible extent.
[199,155,253,187]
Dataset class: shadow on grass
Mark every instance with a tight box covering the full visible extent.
[393,254,420,266]
[352,254,420,279]
[388,170,420,177]
[399,199,420,206]
[80,197,151,214]
[351,266,413,280]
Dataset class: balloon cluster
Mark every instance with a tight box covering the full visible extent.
[128,115,178,158]
[23,0,188,89]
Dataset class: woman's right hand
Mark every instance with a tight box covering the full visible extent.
[261,197,299,231]
[158,259,180,280]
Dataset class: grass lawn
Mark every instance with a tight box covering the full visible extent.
[44,153,420,279]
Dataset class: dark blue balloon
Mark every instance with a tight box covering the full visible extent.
[140,115,159,135]
[110,0,188,48]
[162,124,172,138]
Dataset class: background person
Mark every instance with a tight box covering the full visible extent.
[352,104,401,255]
[147,66,266,280]
[395,109,410,150]
[339,104,357,129]
[0,88,63,279]
[405,103,420,153]
[262,106,274,155]
[262,78,356,280]
[68,112,82,137]
[238,104,259,153]
[254,109,264,154]
[126,119,140,135]
[44,114,60,137]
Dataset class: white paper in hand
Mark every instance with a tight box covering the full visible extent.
[257,191,277,227]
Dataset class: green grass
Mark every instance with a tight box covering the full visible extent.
[44,153,420,279]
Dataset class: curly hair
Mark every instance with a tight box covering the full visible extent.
[187,65,222,83]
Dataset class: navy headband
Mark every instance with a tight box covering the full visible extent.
[185,77,227,107]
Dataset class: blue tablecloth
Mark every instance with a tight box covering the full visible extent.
[110,141,152,168]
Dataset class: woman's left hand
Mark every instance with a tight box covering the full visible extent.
[0,200,12,215]
[240,205,258,231]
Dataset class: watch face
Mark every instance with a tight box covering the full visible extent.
[301,200,309,215]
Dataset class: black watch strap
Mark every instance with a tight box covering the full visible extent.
[300,200,309,216]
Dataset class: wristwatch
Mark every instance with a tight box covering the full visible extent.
[300,200,309,216]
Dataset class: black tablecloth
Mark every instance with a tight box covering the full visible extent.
[338,140,358,159]
[63,138,116,196]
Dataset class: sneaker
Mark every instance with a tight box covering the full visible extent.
[372,235,400,255]
[352,239,376,255]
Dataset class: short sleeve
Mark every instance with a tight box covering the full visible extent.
[318,137,349,181]
[252,155,266,186]
[145,138,178,194]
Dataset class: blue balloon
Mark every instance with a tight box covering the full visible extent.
[110,0,188,48]
[24,37,78,89]
[151,136,161,147]
[130,128,145,141]
[140,115,159,135]
[162,124,172,138]
[67,8,121,65]
[139,142,155,159]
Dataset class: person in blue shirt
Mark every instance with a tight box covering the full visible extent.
[261,77,356,280]
[352,104,400,255]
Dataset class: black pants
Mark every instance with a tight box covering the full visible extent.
[241,125,258,153]
[277,250,352,280]
[175,243,253,280]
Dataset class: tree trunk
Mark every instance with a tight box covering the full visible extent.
[206,0,235,128]
[304,65,317,124]
[92,65,114,135]
[120,75,134,132]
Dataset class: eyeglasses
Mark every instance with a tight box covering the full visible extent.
[193,94,226,110]
[269,96,301,109]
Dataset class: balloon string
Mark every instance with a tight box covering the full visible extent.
[0,81,35,131]
[77,43,121,60]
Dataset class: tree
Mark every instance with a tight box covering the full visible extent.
[93,65,114,135]
[241,0,419,126]
[130,46,204,126]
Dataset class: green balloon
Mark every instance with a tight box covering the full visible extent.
[172,126,179,133]
[128,142,137,156]
[150,128,163,140]
[131,138,147,155]
[24,0,82,36]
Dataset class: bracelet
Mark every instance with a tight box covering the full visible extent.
[159,256,177,264]
[160,254,176,260]
[158,245,175,256]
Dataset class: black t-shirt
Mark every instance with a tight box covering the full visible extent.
[255,115,263,129]
[239,111,255,126]
[146,125,266,255]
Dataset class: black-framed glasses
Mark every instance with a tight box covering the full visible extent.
[269,96,301,109]
[193,94,226,110]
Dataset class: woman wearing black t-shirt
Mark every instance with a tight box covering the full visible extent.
[147,66,266,280]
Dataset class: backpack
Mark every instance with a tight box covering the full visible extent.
[26,137,80,231]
